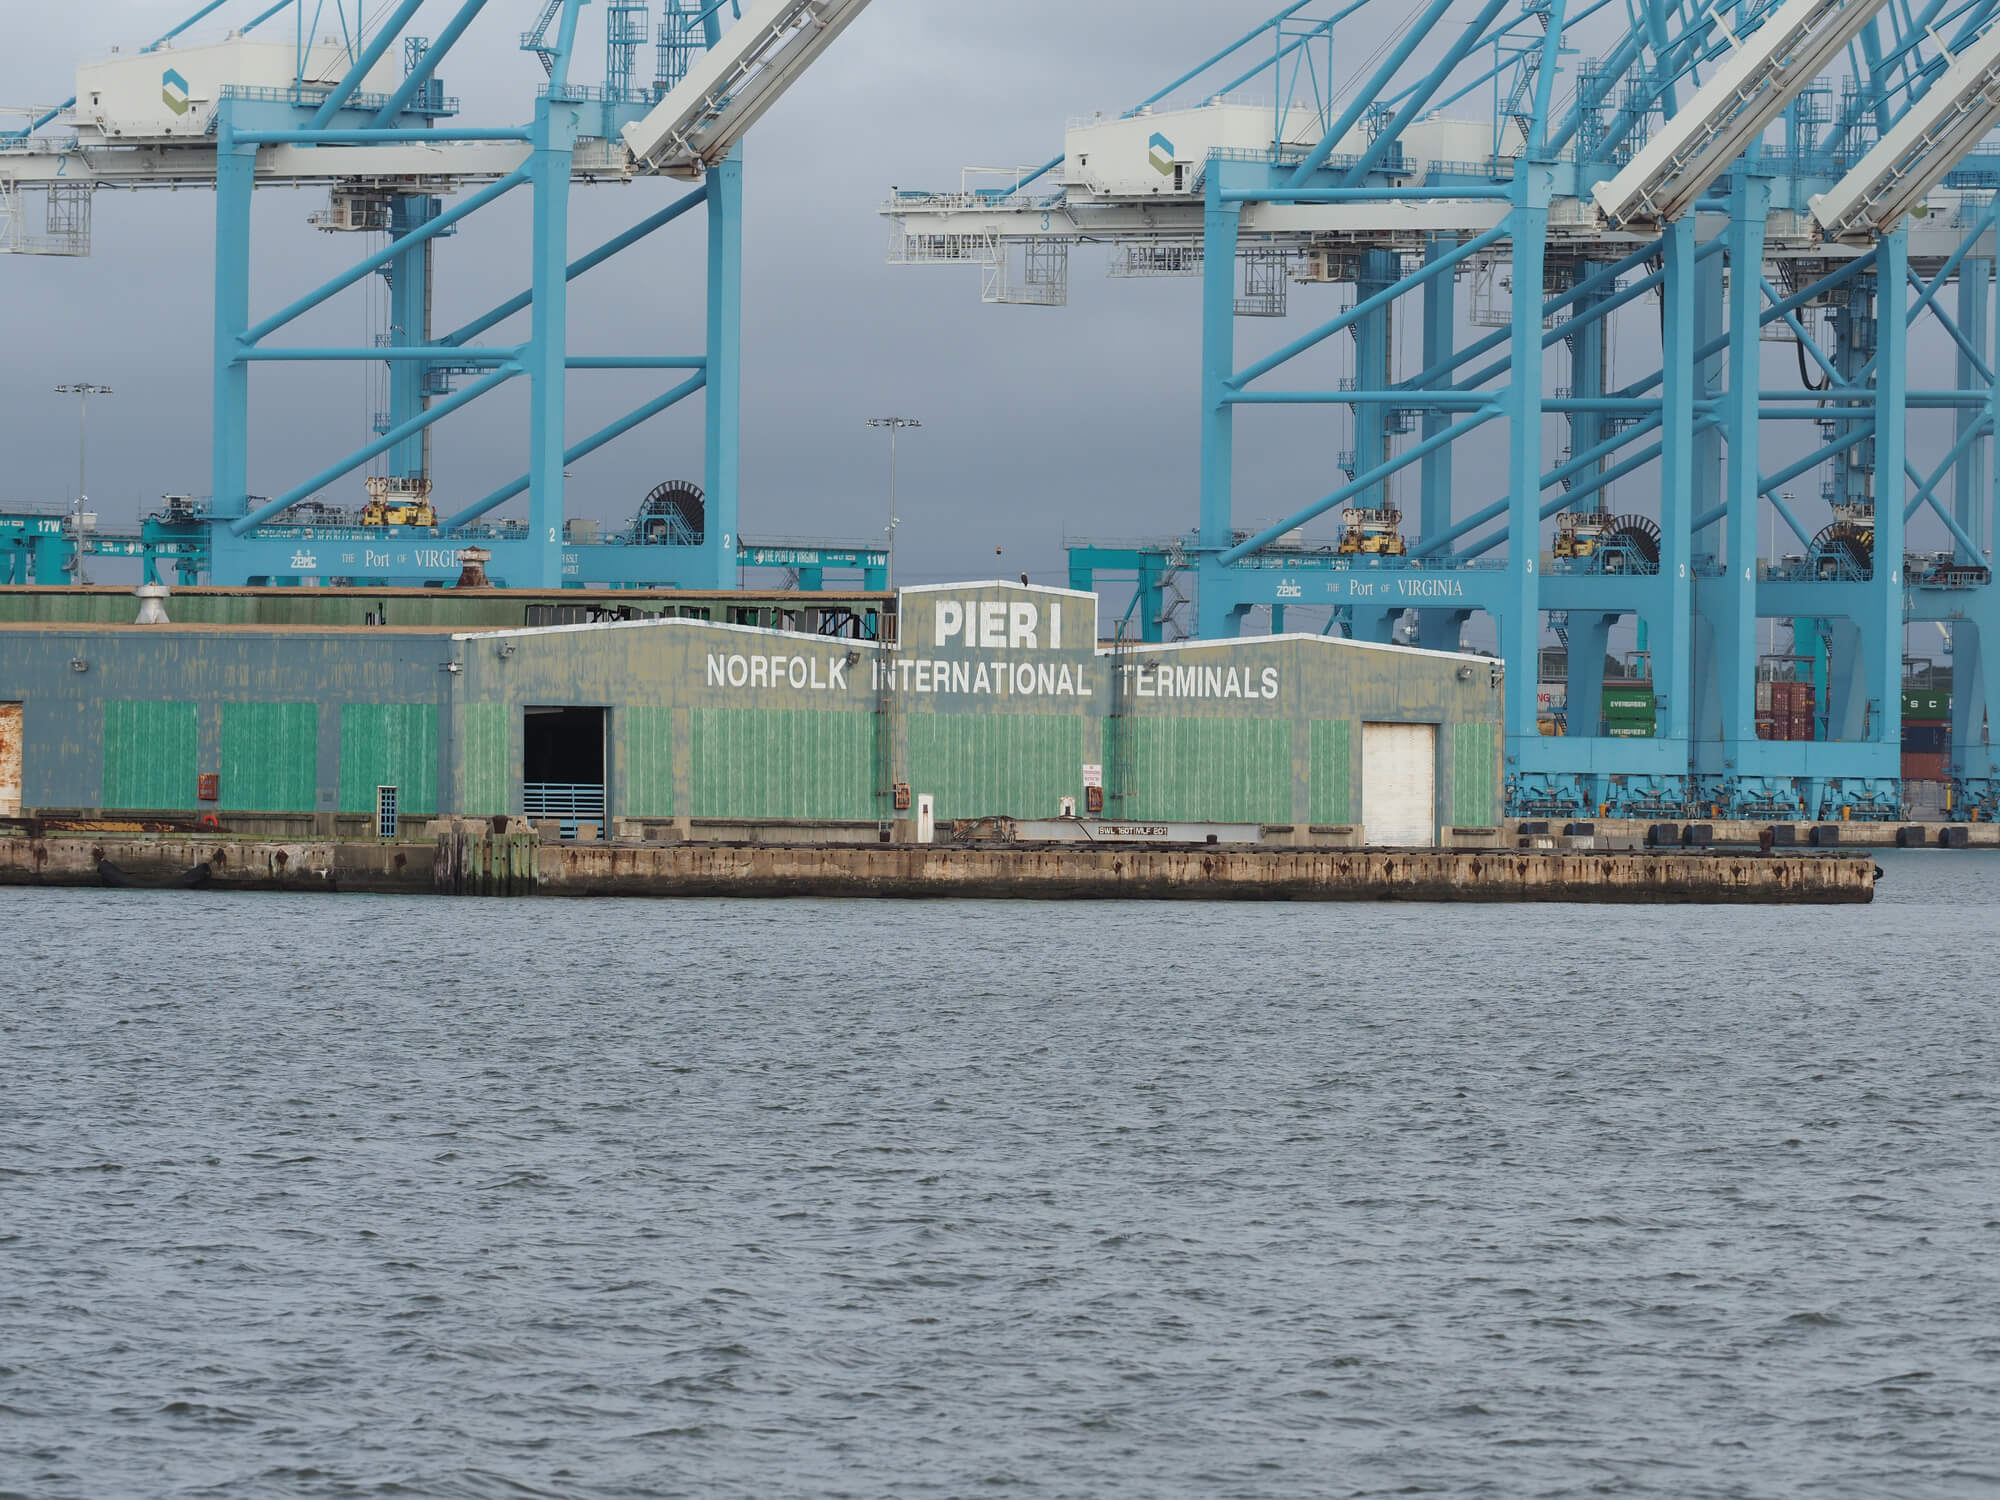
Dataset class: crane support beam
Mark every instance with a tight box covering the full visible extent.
[1592,0,1893,225]
[442,182,711,347]
[1216,408,1503,564]
[372,0,497,125]
[228,368,522,535]
[1810,21,2000,239]
[308,0,429,128]
[0,141,630,186]
[238,164,530,346]
[443,371,709,531]
[622,0,875,177]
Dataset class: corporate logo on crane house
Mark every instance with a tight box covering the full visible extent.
[162,68,191,116]
[1148,132,1176,176]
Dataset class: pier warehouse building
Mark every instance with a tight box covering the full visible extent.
[0,582,1502,844]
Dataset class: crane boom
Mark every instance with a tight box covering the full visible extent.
[1592,0,1892,225]
[1810,22,2000,240]
[621,0,874,178]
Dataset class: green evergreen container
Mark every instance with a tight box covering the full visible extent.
[1903,691,1950,721]
[1602,685,1656,720]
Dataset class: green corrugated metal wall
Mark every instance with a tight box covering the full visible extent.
[461,703,510,815]
[624,706,675,817]
[691,709,874,820]
[220,702,318,813]
[907,714,1083,820]
[102,701,198,811]
[1309,720,1353,824]
[1127,718,1290,823]
[340,704,438,815]
[1452,722,1499,826]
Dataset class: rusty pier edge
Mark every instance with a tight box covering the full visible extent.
[0,832,1875,903]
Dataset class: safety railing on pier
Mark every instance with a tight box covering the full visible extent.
[523,783,608,838]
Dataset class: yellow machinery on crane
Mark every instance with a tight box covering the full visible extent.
[1337,506,1408,556]
[360,477,437,529]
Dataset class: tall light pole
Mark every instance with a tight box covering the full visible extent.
[54,383,112,586]
[865,416,920,591]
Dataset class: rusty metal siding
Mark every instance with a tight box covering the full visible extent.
[1260,639,1502,834]
[219,702,319,813]
[1452,721,1502,826]
[0,702,20,816]
[468,609,1499,830]
[1125,717,1292,823]
[623,706,675,818]
[460,703,511,815]
[0,586,1505,828]
[1309,720,1354,824]
[906,714,1083,821]
[690,708,875,820]
[339,704,440,815]
[102,701,199,811]
[453,625,891,822]
[0,629,452,815]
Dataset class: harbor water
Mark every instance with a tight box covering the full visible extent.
[3,854,1996,1498]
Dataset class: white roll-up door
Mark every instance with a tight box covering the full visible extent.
[1361,722,1437,847]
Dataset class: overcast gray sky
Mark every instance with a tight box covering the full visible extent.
[0,0,1969,601]
[1,1,1317,590]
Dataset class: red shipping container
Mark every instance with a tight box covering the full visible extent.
[1903,751,1950,782]
[1789,716,1814,741]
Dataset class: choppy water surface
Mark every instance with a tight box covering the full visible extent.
[4,857,1998,1498]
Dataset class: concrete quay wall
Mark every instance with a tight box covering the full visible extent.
[528,842,1871,903]
[0,832,1874,903]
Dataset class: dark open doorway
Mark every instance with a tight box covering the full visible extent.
[525,706,604,784]
[524,707,606,834]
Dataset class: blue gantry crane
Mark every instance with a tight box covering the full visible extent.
[1,0,883,591]
[886,0,2000,820]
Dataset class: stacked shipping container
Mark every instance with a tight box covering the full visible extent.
[1755,679,1819,741]
[1903,690,1951,782]
[1601,681,1655,738]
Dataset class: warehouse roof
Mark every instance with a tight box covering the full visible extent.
[1126,632,1497,666]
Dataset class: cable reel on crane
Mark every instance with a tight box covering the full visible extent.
[634,480,706,545]
[1553,511,1660,573]
[1809,502,1874,580]
[1597,514,1662,574]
